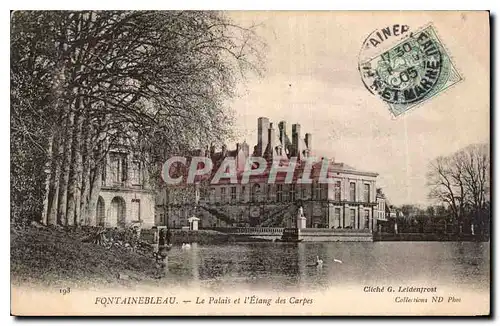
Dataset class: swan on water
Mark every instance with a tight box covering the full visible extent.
[333,259,343,264]
[315,256,323,266]
[181,243,191,249]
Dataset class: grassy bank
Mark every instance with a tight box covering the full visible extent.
[10,225,162,289]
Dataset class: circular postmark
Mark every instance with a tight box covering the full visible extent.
[357,24,459,117]
[360,32,442,105]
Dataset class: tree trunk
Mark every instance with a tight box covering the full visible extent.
[46,61,67,226]
[66,107,84,226]
[79,117,92,225]
[41,132,55,225]
[47,128,64,226]
[73,110,86,226]
[57,108,75,226]
[87,162,103,227]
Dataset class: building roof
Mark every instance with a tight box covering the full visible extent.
[163,117,378,186]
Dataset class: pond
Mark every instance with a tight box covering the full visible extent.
[160,241,490,295]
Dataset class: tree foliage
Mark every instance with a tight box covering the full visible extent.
[11,11,265,226]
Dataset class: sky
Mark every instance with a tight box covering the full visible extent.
[225,11,490,206]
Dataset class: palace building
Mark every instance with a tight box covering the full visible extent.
[95,141,156,228]
[157,117,384,231]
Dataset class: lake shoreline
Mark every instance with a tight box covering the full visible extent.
[373,232,490,242]
[161,229,490,244]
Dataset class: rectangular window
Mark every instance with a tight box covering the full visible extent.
[241,186,246,202]
[334,181,341,201]
[251,184,261,202]
[364,184,370,203]
[322,184,328,200]
[131,199,140,221]
[313,182,321,200]
[335,208,341,228]
[302,187,306,200]
[110,156,120,183]
[221,188,226,203]
[199,187,207,202]
[283,185,289,202]
[350,209,356,228]
[289,184,296,202]
[349,182,356,201]
[130,161,141,185]
[230,187,236,202]
[267,185,272,201]
[109,153,128,184]
[121,156,128,181]
[276,184,283,202]
[210,188,216,202]
[364,209,370,229]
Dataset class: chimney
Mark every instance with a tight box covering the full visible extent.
[236,143,240,153]
[241,141,250,157]
[292,124,302,158]
[278,121,287,145]
[265,123,276,158]
[221,144,227,157]
[257,117,270,157]
[305,133,312,153]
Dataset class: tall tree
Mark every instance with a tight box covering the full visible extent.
[11,11,265,226]
[427,143,490,233]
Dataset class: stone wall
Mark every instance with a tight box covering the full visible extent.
[98,188,155,228]
[159,199,378,231]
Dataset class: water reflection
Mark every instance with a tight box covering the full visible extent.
[190,243,200,287]
[163,242,489,294]
[298,243,306,290]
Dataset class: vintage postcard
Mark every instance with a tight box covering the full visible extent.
[10,10,490,316]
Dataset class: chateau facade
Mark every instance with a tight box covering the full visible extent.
[96,143,156,228]
[157,117,384,231]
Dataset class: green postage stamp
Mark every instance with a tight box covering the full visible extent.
[359,24,463,117]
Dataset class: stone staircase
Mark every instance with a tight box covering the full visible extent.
[260,203,298,227]
[198,205,236,226]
